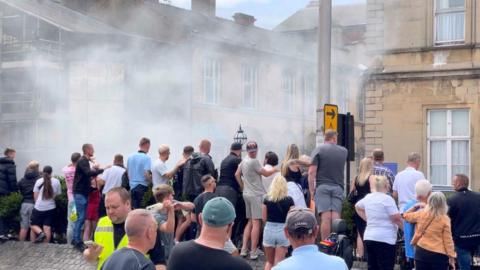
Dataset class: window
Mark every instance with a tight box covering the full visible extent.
[203,58,220,104]
[435,0,465,45]
[303,74,315,116]
[281,72,294,112]
[242,64,257,108]
[427,109,470,186]
[334,79,349,113]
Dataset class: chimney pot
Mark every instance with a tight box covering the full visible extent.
[233,12,256,27]
[192,0,216,17]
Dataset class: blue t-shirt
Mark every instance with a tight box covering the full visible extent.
[127,152,151,189]
[403,199,417,259]
[273,245,348,270]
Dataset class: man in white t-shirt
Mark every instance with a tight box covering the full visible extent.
[152,145,186,189]
[392,152,426,212]
[98,154,126,217]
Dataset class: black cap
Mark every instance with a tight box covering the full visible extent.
[231,142,243,151]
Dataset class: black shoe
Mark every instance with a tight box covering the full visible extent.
[34,232,46,243]
[0,235,8,243]
[73,241,86,252]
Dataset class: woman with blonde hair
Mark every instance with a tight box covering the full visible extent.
[262,175,294,270]
[355,176,402,270]
[18,161,41,241]
[403,192,456,270]
[281,144,309,207]
[349,157,376,259]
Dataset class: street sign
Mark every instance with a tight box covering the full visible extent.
[324,104,338,131]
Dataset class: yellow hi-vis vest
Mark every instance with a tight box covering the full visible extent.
[94,216,129,270]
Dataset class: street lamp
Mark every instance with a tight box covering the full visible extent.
[233,125,248,145]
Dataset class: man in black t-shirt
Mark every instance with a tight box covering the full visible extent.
[216,143,242,207]
[101,209,157,270]
[168,197,251,270]
[192,174,217,223]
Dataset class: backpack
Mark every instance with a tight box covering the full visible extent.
[318,219,354,269]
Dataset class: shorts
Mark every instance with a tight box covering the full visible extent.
[31,208,56,227]
[263,222,290,247]
[20,202,34,229]
[243,193,263,219]
[86,191,100,221]
[315,184,344,214]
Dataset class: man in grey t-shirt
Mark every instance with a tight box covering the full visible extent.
[308,130,347,240]
[235,141,277,259]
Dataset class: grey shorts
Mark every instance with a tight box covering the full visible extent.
[315,184,344,215]
[243,193,263,219]
[20,202,34,229]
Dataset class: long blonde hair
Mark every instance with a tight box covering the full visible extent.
[267,175,289,202]
[357,157,373,186]
[425,192,448,217]
[281,144,300,176]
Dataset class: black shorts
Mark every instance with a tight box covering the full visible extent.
[30,208,56,227]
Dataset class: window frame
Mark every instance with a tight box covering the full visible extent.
[433,0,466,46]
[426,108,471,186]
[281,71,295,113]
[241,64,258,109]
[202,57,220,105]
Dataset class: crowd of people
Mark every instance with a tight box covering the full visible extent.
[0,130,479,270]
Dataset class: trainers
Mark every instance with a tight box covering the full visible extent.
[72,241,86,252]
[250,249,261,260]
[34,232,46,243]
[0,235,8,242]
[240,248,248,257]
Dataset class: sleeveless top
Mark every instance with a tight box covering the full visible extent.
[355,176,371,200]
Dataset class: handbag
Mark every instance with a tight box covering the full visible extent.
[411,215,435,246]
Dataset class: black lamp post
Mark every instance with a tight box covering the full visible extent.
[233,125,248,145]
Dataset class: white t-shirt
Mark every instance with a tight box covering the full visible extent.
[287,182,307,208]
[152,159,169,188]
[262,165,279,192]
[33,177,61,211]
[355,192,399,245]
[101,165,126,194]
[393,167,425,212]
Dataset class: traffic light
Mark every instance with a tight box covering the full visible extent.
[337,112,355,162]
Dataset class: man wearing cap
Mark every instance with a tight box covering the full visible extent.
[273,208,348,270]
[168,197,252,270]
[216,142,243,208]
[235,141,278,259]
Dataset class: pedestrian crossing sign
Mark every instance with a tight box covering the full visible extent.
[324,104,338,131]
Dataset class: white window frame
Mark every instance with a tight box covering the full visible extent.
[281,72,294,112]
[434,0,466,46]
[241,64,258,109]
[427,108,470,186]
[303,74,315,116]
[203,58,220,104]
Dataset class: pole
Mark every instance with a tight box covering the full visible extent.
[316,0,332,145]
[345,112,351,193]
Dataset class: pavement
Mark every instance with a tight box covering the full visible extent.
[0,241,367,269]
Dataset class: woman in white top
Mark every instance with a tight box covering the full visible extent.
[30,166,61,243]
[262,151,280,192]
[355,176,402,270]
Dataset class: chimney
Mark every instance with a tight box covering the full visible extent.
[233,13,256,27]
[191,0,216,17]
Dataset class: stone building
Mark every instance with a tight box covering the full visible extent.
[364,0,479,190]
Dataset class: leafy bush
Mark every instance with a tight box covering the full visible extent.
[341,199,356,239]
[0,192,23,219]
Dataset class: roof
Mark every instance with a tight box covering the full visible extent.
[0,0,125,35]
[274,1,366,32]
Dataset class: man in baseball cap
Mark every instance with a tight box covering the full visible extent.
[273,208,348,270]
[168,197,252,270]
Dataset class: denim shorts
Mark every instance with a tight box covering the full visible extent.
[263,222,290,247]
[20,202,34,229]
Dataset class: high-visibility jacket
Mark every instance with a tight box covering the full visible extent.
[94,216,128,270]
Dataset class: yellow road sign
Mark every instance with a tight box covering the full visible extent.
[324,104,338,131]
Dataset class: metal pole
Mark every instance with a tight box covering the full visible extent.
[316,0,332,145]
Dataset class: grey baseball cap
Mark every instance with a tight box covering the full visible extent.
[286,207,317,234]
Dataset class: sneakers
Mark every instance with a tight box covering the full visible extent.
[0,234,9,243]
[72,241,86,252]
[240,248,249,257]
[34,232,46,243]
[249,249,261,260]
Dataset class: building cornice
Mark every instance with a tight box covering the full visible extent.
[365,68,480,81]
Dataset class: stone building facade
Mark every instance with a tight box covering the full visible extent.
[364,0,480,190]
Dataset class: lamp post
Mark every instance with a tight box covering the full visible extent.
[233,125,248,145]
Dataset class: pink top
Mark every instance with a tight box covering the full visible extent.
[62,165,76,202]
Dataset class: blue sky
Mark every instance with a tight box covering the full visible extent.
[169,0,366,29]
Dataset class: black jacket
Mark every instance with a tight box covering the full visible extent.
[73,156,103,197]
[0,157,17,196]
[182,153,216,196]
[447,187,480,249]
[18,170,41,203]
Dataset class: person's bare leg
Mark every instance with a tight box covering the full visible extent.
[83,220,91,241]
[273,247,288,266]
[356,231,364,258]
[251,219,261,252]
[19,228,28,241]
[30,228,36,243]
[43,226,51,243]
[241,219,252,252]
[264,246,275,270]
[320,211,332,240]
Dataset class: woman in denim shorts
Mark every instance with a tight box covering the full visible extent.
[262,175,295,270]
